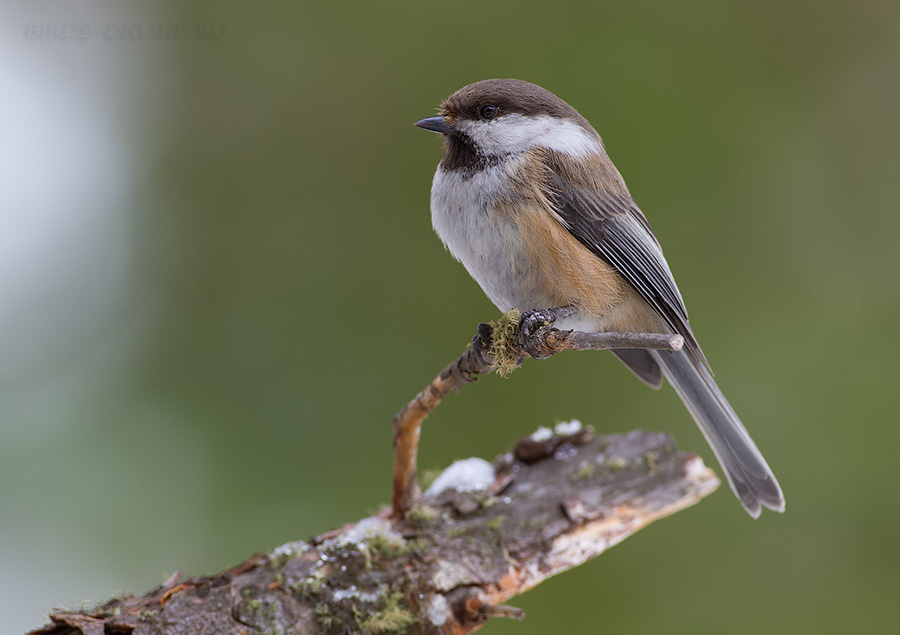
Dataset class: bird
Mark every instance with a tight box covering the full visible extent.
[414,78,784,518]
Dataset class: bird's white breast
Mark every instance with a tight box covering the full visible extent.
[430,159,553,314]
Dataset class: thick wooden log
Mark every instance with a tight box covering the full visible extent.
[30,426,718,635]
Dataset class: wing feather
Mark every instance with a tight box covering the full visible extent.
[543,174,708,369]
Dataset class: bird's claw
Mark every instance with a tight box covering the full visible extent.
[518,306,576,358]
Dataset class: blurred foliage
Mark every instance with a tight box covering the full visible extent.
[2,1,899,633]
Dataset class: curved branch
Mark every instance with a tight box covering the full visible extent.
[391,313,684,517]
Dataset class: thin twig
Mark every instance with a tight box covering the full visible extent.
[390,315,684,518]
[549,330,683,352]
[391,347,493,517]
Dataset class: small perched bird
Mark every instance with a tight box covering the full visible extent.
[415,79,784,517]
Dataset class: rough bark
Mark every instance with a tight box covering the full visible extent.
[30,428,718,635]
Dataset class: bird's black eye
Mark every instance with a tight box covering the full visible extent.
[479,105,499,120]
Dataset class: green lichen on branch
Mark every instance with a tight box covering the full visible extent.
[353,591,418,634]
[313,584,418,634]
[405,503,441,525]
[276,518,422,634]
[489,309,522,377]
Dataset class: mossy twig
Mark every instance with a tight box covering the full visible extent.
[391,313,684,518]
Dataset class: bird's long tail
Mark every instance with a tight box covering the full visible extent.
[649,349,784,517]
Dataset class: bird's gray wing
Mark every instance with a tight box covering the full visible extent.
[544,175,708,370]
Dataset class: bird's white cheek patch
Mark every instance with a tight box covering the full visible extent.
[460,114,603,159]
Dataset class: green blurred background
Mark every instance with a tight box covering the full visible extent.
[2,1,899,633]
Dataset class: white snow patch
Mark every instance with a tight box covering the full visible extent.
[269,539,309,563]
[554,419,583,436]
[426,594,451,626]
[424,458,495,497]
[530,426,553,442]
[325,517,405,550]
[332,584,382,603]
[530,420,583,443]
[684,455,708,480]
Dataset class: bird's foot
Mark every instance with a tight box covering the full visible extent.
[518,305,576,358]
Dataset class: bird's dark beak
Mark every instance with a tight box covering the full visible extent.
[414,116,454,134]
